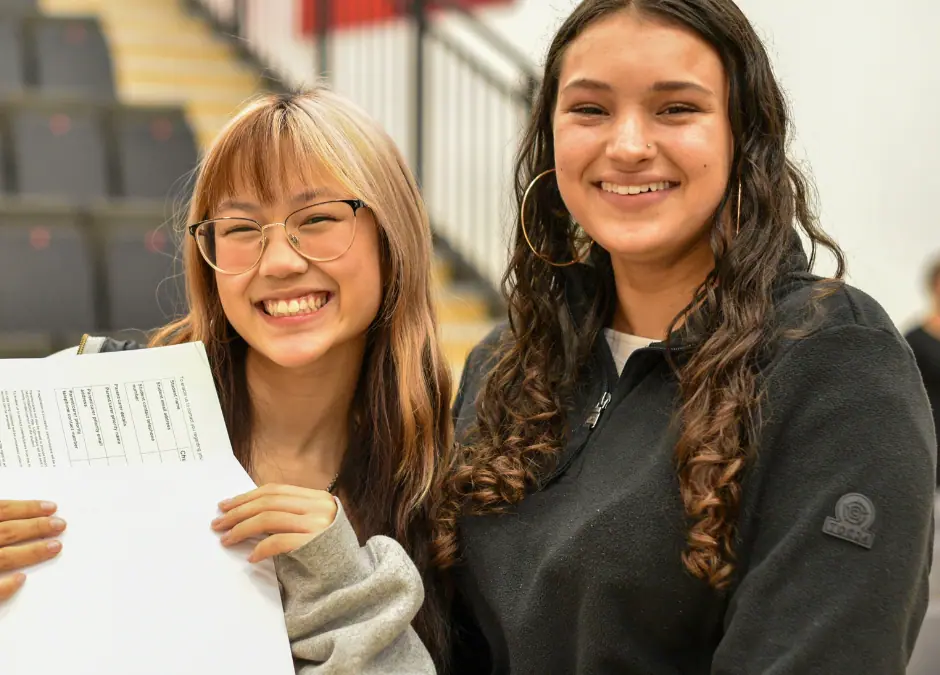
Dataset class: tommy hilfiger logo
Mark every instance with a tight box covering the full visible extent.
[823,493,876,549]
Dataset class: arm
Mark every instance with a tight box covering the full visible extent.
[712,325,937,674]
[274,500,436,675]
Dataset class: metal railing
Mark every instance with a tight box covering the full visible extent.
[187,0,539,295]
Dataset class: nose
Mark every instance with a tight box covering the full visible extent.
[257,224,308,278]
[606,111,655,164]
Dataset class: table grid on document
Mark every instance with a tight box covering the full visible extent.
[55,378,192,467]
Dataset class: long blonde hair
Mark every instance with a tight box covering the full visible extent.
[152,89,454,662]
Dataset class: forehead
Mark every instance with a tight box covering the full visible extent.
[207,150,348,214]
[558,11,726,93]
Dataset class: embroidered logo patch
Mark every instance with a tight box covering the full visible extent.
[823,493,875,549]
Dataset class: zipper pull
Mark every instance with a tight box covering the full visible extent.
[586,392,611,428]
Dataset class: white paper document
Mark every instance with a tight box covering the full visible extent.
[0,342,224,469]
[0,344,295,675]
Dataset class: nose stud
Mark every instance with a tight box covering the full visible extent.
[647,143,652,148]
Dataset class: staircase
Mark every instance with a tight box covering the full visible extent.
[37,0,505,382]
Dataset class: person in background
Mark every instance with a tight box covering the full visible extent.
[905,256,940,488]
[444,0,937,673]
[0,89,450,673]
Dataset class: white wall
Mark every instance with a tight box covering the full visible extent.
[475,0,940,330]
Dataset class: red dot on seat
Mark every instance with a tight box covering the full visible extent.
[150,118,174,142]
[145,229,167,253]
[30,227,51,250]
[49,114,71,136]
[65,24,87,45]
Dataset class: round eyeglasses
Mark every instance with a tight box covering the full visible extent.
[188,199,365,275]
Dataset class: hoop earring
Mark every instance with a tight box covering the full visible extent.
[520,168,593,267]
[735,180,742,236]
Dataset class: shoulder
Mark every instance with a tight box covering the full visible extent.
[759,275,935,462]
[768,275,915,368]
[452,322,509,425]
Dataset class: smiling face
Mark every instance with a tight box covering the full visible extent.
[552,9,733,270]
[209,171,383,371]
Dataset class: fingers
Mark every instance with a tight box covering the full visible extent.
[248,534,310,563]
[219,512,321,548]
[0,516,67,547]
[218,484,317,513]
[0,539,62,573]
[0,573,26,601]
[0,501,57,522]
[211,495,313,533]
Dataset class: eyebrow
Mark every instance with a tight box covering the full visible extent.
[216,188,340,213]
[560,77,715,97]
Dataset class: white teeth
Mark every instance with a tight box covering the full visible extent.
[601,181,675,196]
[262,293,329,318]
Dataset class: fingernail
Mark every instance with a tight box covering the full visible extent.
[46,540,61,553]
[210,517,223,529]
[219,533,231,545]
[49,518,66,531]
[218,499,231,508]
[13,573,25,585]
[40,502,56,513]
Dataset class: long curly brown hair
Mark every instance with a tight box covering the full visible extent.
[444,0,845,590]
[149,90,454,665]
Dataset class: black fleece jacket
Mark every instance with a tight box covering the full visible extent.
[449,252,937,674]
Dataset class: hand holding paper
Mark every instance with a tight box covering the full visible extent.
[0,499,65,599]
[213,483,339,562]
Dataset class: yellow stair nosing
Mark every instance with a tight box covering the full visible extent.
[117,73,260,89]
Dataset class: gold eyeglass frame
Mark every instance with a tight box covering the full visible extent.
[188,198,365,275]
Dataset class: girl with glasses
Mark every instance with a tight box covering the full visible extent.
[0,89,447,673]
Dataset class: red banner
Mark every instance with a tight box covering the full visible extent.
[299,0,512,33]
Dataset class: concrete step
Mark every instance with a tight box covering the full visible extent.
[440,320,496,366]
[116,65,259,90]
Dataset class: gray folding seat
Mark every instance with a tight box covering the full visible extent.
[113,105,199,204]
[29,16,115,101]
[9,100,109,202]
[0,0,38,16]
[0,17,26,97]
[0,202,96,335]
[91,204,187,332]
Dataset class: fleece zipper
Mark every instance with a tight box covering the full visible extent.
[76,333,90,355]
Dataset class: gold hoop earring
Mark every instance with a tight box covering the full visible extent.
[520,168,593,267]
[735,180,742,236]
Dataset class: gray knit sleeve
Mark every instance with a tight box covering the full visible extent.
[273,499,435,675]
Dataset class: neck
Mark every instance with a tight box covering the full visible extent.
[245,338,366,486]
[608,242,714,340]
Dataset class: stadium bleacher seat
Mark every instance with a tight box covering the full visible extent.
[8,100,109,201]
[0,201,96,335]
[0,0,37,16]
[29,16,115,101]
[0,117,7,194]
[92,204,186,332]
[0,18,26,97]
[113,105,198,203]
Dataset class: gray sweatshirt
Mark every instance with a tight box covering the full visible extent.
[277,499,436,674]
[56,337,436,674]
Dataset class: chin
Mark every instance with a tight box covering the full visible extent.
[248,335,333,370]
